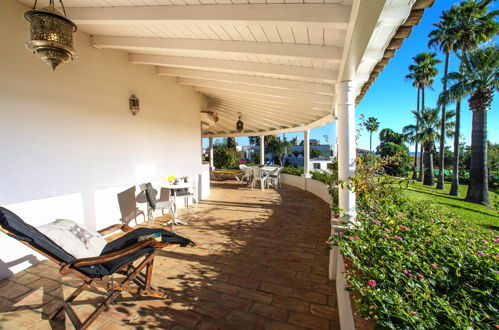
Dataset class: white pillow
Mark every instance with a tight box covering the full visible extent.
[38,219,107,259]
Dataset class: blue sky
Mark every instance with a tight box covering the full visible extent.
[205,0,498,150]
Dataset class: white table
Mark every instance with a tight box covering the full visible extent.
[247,166,279,189]
[162,182,190,232]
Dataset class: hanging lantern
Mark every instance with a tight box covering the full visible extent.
[25,0,77,70]
[129,94,140,115]
[236,114,244,132]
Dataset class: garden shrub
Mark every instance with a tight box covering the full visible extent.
[328,160,498,329]
[213,147,241,169]
[281,166,304,176]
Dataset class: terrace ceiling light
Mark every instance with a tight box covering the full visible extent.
[25,0,77,70]
[236,113,244,132]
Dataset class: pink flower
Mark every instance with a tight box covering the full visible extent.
[407,251,413,255]
[494,239,499,244]
[395,247,400,251]
[417,273,425,280]
[338,232,344,236]
[399,225,409,230]
[394,235,403,241]
[373,220,381,225]
[383,234,390,239]
[402,270,413,277]
[367,280,377,287]
[493,324,499,329]
[476,251,486,256]
[385,228,391,233]
[430,264,437,269]
[481,239,489,245]
[395,212,404,217]
[352,236,360,240]
[410,311,419,316]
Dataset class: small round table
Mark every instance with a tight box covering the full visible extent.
[162,182,190,232]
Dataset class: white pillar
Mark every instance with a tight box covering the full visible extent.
[260,135,265,165]
[208,137,214,171]
[336,81,356,223]
[303,130,311,178]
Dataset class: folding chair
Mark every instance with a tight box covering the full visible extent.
[117,186,145,226]
[0,207,194,330]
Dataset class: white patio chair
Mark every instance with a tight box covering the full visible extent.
[250,167,268,191]
[240,166,253,186]
[268,167,282,189]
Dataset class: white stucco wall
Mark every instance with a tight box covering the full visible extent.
[281,174,332,204]
[0,0,207,279]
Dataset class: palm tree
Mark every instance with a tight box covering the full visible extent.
[365,117,380,152]
[446,46,498,205]
[406,68,422,180]
[429,9,458,190]
[407,52,441,181]
[404,108,455,186]
[441,0,498,196]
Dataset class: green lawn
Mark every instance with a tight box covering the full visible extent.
[404,181,499,230]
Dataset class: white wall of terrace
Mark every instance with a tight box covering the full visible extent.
[0,0,206,279]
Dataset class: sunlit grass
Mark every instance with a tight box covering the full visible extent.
[404,180,499,230]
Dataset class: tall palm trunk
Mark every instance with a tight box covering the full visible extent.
[412,88,420,180]
[465,109,489,205]
[424,143,434,186]
[369,131,373,151]
[450,100,461,196]
[419,144,424,182]
[436,52,450,190]
[418,88,425,181]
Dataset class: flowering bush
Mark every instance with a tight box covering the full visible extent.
[328,160,499,329]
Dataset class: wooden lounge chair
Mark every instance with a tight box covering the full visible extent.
[0,207,194,330]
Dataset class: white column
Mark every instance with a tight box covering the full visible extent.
[302,130,311,178]
[335,81,356,223]
[260,135,265,165]
[208,137,214,171]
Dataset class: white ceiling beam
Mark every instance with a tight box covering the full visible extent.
[213,111,274,132]
[130,54,337,82]
[92,36,341,63]
[211,95,329,116]
[181,78,333,104]
[203,113,335,138]
[215,108,285,130]
[158,68,334,95]
[210,97,326,122]
[68,4,350,29]
[206,93,331,113]
[198,87,331,108]
[212,101,314,126]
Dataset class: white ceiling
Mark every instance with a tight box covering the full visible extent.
[18,0,424,137]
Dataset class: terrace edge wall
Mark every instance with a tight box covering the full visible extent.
[0,0,206,279]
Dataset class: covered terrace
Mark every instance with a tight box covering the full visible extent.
[0,0,433,328]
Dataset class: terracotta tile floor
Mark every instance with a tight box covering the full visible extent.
[0,181,338,329]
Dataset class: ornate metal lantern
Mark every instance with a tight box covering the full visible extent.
[129,94,140,115]
[236,114,244,132]
[24,0,77,70]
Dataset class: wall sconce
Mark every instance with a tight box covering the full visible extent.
[236,113,244,132]
[129,94,140,115]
